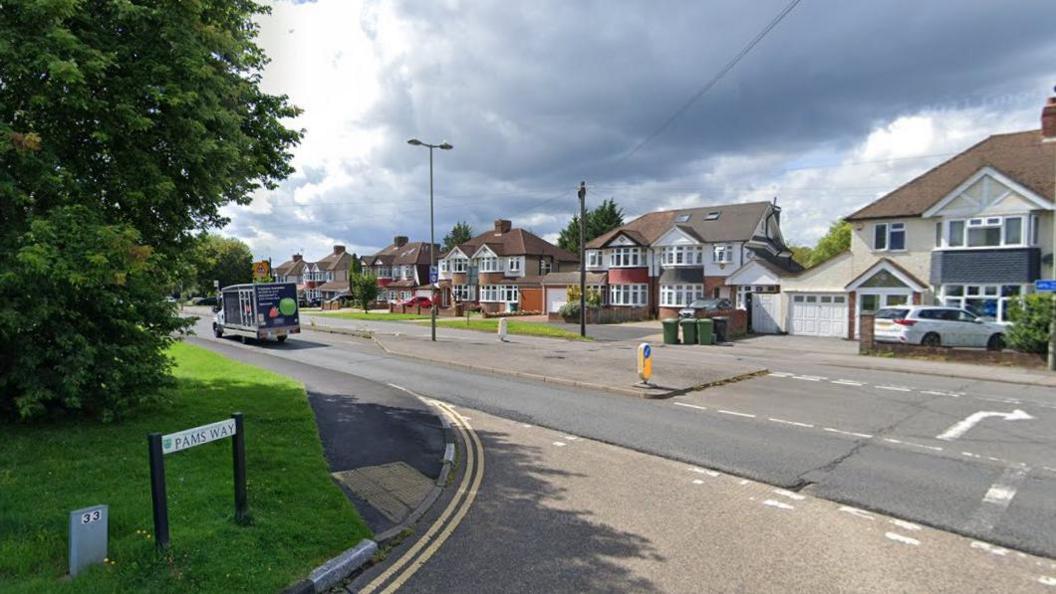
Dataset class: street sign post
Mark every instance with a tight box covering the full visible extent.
[637,343,653,385]
[1035,279,1056,292]
[148,413,247,550]
[69,504,108,577]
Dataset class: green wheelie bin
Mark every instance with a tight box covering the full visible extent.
[662,318,680,344]
[680,318,697,345]
[696,318,714,345]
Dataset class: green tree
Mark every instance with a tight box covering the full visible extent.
[0,1,300,421]
[443,221,474,252]
[1006,294,1053,354]
[806,221,851,268]
[349,253,362,275]
[350,273,380,313]
[789,245,813,267]
[190,234,253,294]
[557,198,625,253]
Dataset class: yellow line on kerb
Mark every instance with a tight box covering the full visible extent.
[359,398,485,594]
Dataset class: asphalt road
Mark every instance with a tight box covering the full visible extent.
[185,315,1056,560]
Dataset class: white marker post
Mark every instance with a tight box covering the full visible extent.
[936,409,1034,441]
[497,317,508,342]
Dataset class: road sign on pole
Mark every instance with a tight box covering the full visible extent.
[1035,279,1056,292]
[429,265,438,284]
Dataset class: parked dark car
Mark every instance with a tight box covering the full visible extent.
[678,298,732,319]
[197,296,218,307]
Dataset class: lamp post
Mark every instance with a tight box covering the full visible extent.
[1041,91,1056,371]
[408,138,453,342]
[578,182,587,338]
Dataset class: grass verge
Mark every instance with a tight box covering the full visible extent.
[0,342,368,593]
[435,318,591,340]
[314,311,430,321]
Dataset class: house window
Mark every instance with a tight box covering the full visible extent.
[935,221,942,248]
[609,247,642,267]
[479,285,518,302]
[873,222,905,251]
[660,284,705,307]
[439,260,448,273]
[712,244,733,264]
[1030,215,1039,245]
[450,258,467,273]
[662,246,703,266]
[945,216,1026,248]
[940,283,1026,322]
[540,259,552,274]
[587,250,602,268]
[705,211,720,221]
[609,284,648,307]
[508,257,522,273]
[452,284,475,301]
[478,256,502,272]
[377,266,391,278]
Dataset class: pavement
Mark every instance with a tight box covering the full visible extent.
[184,312,1056,562]
[185,334,445,535]
[352,404,1056,593]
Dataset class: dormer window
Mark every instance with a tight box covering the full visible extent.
[675,214,691,223]
[705,212,720,221]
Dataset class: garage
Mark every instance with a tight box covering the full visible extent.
[789,293,848,337]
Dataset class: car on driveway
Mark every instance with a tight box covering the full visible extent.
[873,306,1006,350]
[678,298,733,319]
[402,296,433,308]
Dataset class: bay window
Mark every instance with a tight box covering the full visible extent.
[609,284,648,307]
[479,285,518,303]
[609,247,642,267]
[660,284,705,307]
[942,216,1026,248]
[940,283,1026,322]
[662,245,703,266]
[452,285,475,301]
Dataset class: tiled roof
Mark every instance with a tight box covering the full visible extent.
[274,258,308,276]
[316,250,352,272]
[456,228,578,262]
[587,201,773,248]
[846,130,1056,221]
[317,280,349,292]
[364,241,437,267]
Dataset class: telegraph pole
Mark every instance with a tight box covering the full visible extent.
[578,181,587,338]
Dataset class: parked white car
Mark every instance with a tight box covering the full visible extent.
[873,306,1006,350]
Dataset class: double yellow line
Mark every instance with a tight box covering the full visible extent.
[359,397,485,594]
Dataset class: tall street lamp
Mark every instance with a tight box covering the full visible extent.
[407,138,453,342]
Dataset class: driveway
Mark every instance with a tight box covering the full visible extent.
[545,321,660,342]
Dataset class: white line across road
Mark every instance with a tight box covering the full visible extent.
[964,465,1030,534]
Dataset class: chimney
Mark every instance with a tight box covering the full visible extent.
[394,235,408,247]
[292,254,303,262]
[333,245,345,255]
[494,219,512,234]
[1043,95,1056,141]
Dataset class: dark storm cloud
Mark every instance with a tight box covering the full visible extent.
[243,0,1055,257]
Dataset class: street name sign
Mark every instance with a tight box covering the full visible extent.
[69,504,108,577]
[148,414,247,550]
[1036,279,1056,292]
[162,419,236,455]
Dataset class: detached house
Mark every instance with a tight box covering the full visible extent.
[438,219,579,313]
[782,124,1055,338]
[361,236,437,303]
[565,201,798,322]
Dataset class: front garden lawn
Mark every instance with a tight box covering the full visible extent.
[436,318,591,340]
[314,311,430,321]
[0,342,368,593]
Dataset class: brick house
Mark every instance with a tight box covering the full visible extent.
[781,124,1055,338]
[437,219,579,313]
[313,245,355,301]
[573,201,797,320]
[361,236,437,303]
[273,254,318,301]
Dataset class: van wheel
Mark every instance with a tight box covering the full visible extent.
[213,324,223,338]
[987,334,1005,352]
[921,333,941,347]
[276,335,287,343]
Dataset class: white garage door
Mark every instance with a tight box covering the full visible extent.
[545,287,568,313]
[789,293,848,337]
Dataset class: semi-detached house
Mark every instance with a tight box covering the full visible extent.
[569,201,799,322]
[780,126,1055,339]
[438,219,579,313]
[360,236,437,303]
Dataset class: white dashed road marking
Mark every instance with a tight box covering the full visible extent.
[673,402,709,411]
[824,427,874,439]
[876,385,912,392]
[768,417,815,428]
[885,532,920,546]
[832,379,864,386]
[718,409,756,418]
[762,499,795,510]
[552,441,567,447]
[839,506,875,520]
[773,489,806,501]
[692,467,721,477]
[964,465,1030,534]
[970,541,1010,556]
[1040,576,1056,587]
[889,519,921,531]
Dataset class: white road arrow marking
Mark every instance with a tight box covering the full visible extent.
[936,409,1034,441]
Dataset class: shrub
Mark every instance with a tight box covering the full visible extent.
[1006,293,1053,354]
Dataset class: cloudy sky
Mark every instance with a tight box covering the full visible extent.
[224,0,1056,261]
